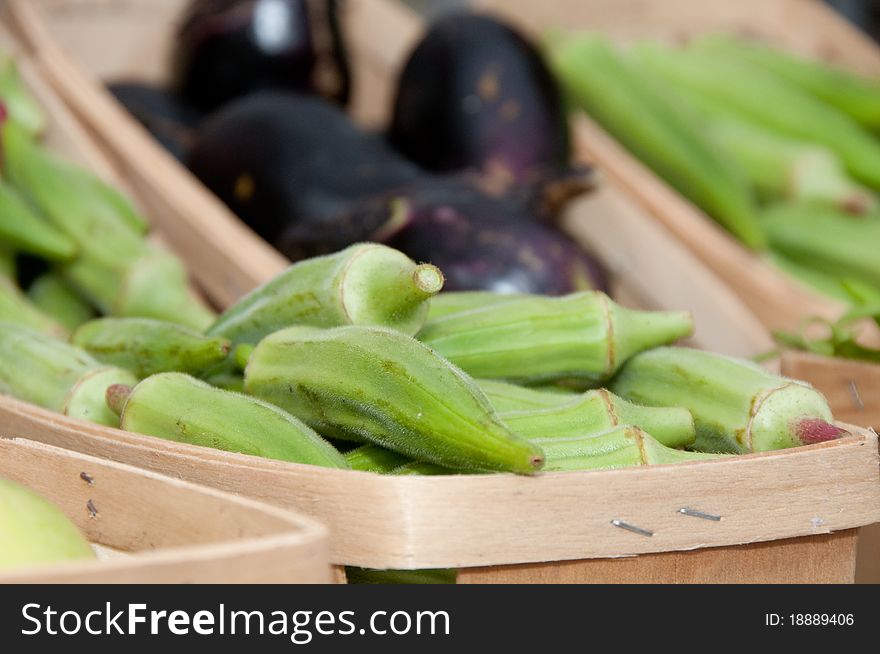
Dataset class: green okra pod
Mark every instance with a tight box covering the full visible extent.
[762,202,880,289]
[498,388,695,449]
[344,568,458,584]
[609,346,846,453]
[0,276,68,338]
[634,42,880,189]
[427,291,525,321]
[114,249,216,331]
[698,113,874,212]
[244,325,545,474]
[208,243,445,348]
[0,179,77,260]
[694,35,880,131]
[0,52,45,136]
[2,121,149,263]
[202,370,246,393]
[62,247,216,330]
[391,462,456,476]
[344,444,412,473]
[27,273,96,332]
[392,426,718,474]
[108,373,349,468]
[0,321,135,426]
[72,318,231,378]
[418,291,693,384]
[549,35,764,248]
[535,426,721,472]
[476,379,579,412]
[766,252,851,303]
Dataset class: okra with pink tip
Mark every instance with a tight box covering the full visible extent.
[418,291,693,384]
[243,325,545,474]
[610,346,847,453]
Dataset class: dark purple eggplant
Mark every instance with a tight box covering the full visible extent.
[172,0,350,113]
[187,91,608,293]
[388,12,576,190]
[108,82,202,161]
[187,91,421,253]
[382,183,608,295]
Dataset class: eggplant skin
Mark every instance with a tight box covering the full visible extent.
[186,91,421,251]
[389,12,570,183]
[384,182,609,295]
[108,82,202,162]
[172,0,350,113]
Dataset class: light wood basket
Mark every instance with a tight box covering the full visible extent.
[4,0,880,583]
[780,350,880,583]
[0,438,331,583]
[1,396,878,583]
[3,0,777,359]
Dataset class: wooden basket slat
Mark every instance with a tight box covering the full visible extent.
[0,439,331,584]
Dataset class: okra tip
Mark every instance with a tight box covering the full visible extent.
[105,383,133,417]
[412,263,445,298]
[796,418,848,445]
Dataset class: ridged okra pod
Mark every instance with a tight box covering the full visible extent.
[108,373,349,468]
[62,247,216,330]
[476,379,579,412]
[244,325,545,474]
[0,276,68,338]
[634,43,880,189]
[762,203,880,289]
[27,273,96,332]
[208,243,445,347]
[427,291,525,321]
[393,426,718,474]
[694,35,880,130]
[73,318,231,378]
[344,444,412,473]
[345,568,458,584]
[2,121,149,259]
[633,48,875,212]
[610,347,846,453]
[0,52,45,135]
[0,179,76,260]
[548,35,764,248]
[711,122,874,213]
[499,389,695,449]
[0,322,135,426]
[418,292,693,384]
[535,426,720,472]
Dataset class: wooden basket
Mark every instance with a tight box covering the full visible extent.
[780,351,880,583]
[3,0,776,359]
[0,438,331,583]
[1,396,878,583]
[5,0,880,583]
